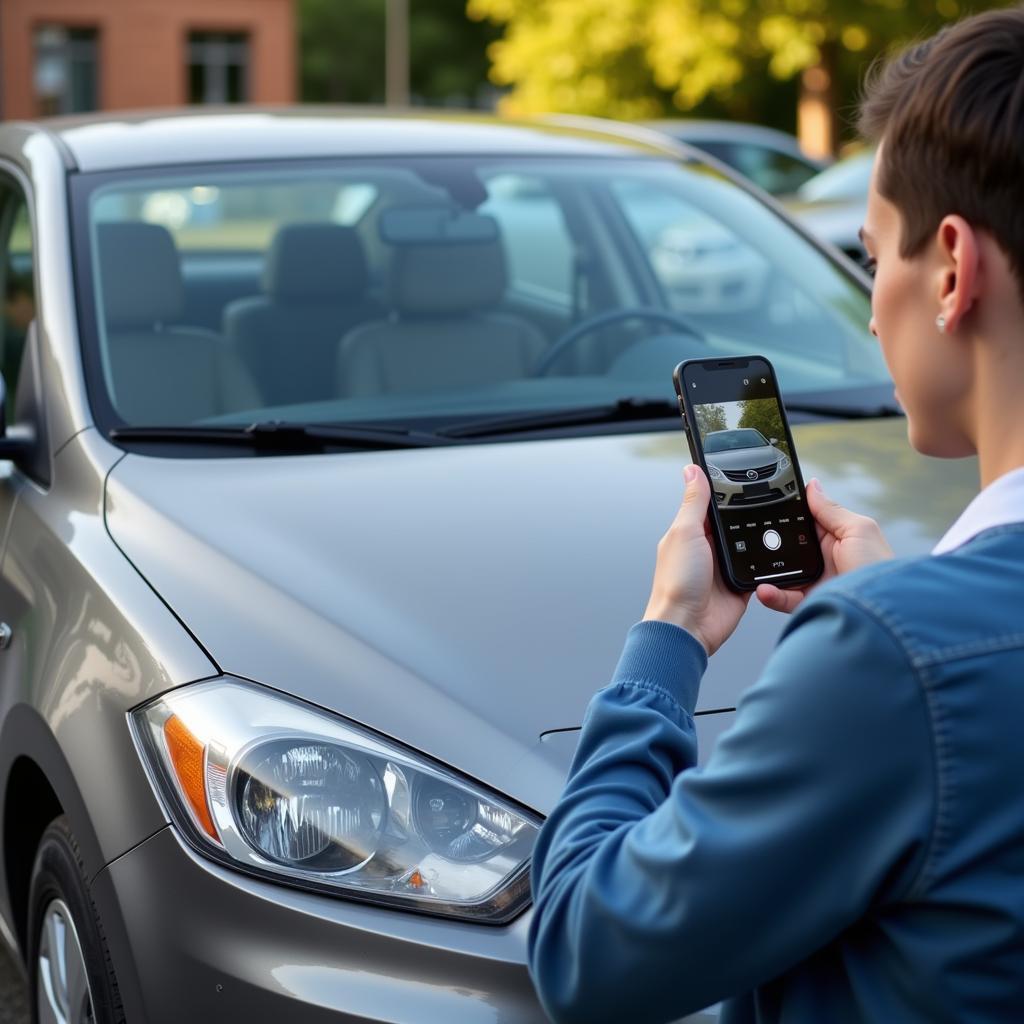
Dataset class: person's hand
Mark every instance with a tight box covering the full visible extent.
[756,478,893,615]
[643,465,752,656]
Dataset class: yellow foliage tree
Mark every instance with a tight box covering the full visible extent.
[468,0,1012,150]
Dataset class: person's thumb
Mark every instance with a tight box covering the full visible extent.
[673,464,710,533]
[806,478,854,537]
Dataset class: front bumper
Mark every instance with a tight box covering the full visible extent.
[94,824,545,1023]
[711,467,798,508]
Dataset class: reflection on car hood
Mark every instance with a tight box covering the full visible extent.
[105,417,977,813]
[705,445,781,471]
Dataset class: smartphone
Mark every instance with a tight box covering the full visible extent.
[673,356,824,593]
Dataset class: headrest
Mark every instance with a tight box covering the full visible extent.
[391,239,506,316]
[97,222,183,330]
[264,223,369,302]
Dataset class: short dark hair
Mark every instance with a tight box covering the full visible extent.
[859,6,1024,296]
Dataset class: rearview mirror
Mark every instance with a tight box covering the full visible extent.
[378,206,499,246]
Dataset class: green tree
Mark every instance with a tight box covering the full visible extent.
[411,0,502,104]
[301,0,499,106]
[738,398,788,457]
[467,0,1016,145]
[301,0,385,104]
[694,402,727,440]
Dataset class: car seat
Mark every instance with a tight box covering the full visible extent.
[223,223,384,407]
[335,235,546,397]
[97,222,261,425]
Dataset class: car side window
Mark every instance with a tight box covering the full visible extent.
[0,186,35,422]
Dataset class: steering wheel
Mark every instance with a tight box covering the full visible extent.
[533,306,706,377]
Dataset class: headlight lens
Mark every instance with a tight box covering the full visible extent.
[777,455,792,472]
[130,679,539,923]
[238,740,387,871]
[706,462,725,481]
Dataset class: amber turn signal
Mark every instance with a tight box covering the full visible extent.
[163,714,218,841]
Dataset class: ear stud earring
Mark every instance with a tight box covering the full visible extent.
[936,314,947,333]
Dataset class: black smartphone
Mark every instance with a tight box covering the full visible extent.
[673,356,824,593]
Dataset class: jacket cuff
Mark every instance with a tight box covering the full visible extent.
[611,620,708,714]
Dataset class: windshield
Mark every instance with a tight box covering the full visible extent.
[71,154,887,438]
[704,429,771,453]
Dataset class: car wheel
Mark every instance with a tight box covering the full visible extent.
[28,816,125,1024]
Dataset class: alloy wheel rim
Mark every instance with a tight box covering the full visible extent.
[37,898,95,1024]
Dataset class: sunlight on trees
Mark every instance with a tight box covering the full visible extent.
[467,0,1012,152]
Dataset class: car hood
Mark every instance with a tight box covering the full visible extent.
[105,417,976,812]
[705,445,779,472]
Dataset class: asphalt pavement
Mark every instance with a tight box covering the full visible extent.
[0,943,28,1024]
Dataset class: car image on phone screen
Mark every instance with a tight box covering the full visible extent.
[673,356,825,592]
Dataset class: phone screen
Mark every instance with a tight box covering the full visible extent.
[675,356,824,591]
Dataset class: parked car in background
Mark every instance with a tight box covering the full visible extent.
[648,217,771,313]
[645,120,829,196]
[785,149,875,265]
[0,109,974,1024]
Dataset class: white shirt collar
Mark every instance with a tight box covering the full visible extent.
[932,466,1024,555]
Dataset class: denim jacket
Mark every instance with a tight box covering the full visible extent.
[528,525,1024,1023]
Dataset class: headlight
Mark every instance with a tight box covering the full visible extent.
[130,679,539,923]
[706,463,725,481]
[777,455,791,472]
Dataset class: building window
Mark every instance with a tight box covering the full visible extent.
[34,26,99,116]
[188,33,249,104]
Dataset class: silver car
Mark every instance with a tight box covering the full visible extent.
[644,120,829,196]
[0,109,975,1024]
[703,429,797,508]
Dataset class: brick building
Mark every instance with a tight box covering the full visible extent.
[0,0,296,120]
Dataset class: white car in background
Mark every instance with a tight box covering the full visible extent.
[650,219,771,312]
[785,150,875,265]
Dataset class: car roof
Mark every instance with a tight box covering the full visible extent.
[6,106,698,173]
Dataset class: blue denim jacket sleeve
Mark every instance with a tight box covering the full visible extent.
[528,594,937,1024]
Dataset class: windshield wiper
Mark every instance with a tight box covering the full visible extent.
[437,398,680,439]
[108,394,901,452]
[109,420,457,451]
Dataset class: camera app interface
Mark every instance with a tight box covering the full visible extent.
[689,363,820,587]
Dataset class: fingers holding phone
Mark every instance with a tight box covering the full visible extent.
[756,478,894,615]
[673,356,825,594]
[643,464,752,656]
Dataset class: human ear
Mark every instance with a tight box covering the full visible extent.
[935,215,979,332]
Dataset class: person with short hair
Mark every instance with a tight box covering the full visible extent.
[528,9,1024,1022]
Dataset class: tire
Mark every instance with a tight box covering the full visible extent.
[27,816,125,1024]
